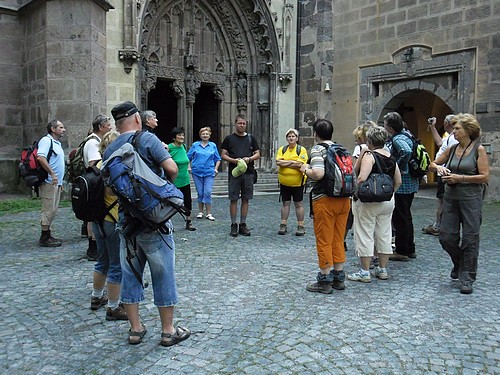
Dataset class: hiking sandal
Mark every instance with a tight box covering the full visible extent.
[160,326,191,347]
[128,324,147,345]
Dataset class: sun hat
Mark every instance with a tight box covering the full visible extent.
[231,159,248,178]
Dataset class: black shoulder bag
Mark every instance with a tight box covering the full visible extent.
[357,152,394,203]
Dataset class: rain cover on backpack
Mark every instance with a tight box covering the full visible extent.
[101,142,189,231]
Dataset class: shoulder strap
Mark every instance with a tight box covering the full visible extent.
[281,145,288,154]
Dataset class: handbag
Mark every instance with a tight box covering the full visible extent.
[357,152,394,203]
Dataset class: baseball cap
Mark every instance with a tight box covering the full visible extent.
[111,101,139,121]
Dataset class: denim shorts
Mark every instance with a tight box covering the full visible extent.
[92,220,122,284]
[119,221,178,307]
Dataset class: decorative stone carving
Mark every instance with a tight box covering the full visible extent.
[119,50,142,74]
[172,82,184,99]
[278,73,292,92]
[185,70,200,106]
[212,86,224,101]
[236,74,247,110]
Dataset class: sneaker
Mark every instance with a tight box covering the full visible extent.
[450,268,459,281]
[347,269,371,283]
[39,235,62,247]
[106,304,128,321]
[206,214,216,221]
[460,283,473,294]
[389,252,410,261]
[295,225,305,237]
[278,223,287,235]
[196,212,204,219]
[90,295,108,310]
[239,223,251,236]
[422,225,440,236]
[230,223,238,237]
[306,273,333,294]
[374,266,389,280]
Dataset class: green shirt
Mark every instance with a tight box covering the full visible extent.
[168,143,190,188]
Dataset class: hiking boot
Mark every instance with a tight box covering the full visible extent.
[347,269,371,283]
[86,239,98,261]
[408,253,417,259]
[90,295,108,310]
[460,283,473,294]
[374,266,389,280]
[39,232,62,247]
[185,220,196,231]
[278,223,287,235]
[295,225,305,237]
[239,223,251,236]
[306,273,333,294]
[106,304,128,321]
[389,252,410,261]
[230,223,238,237]
[81,222,88,238]
[331,270,346,290]
[422,225,439,236]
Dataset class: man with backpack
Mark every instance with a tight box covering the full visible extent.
[384,112,420,261]
[103,101,190,346]
[299,119,352,294]
[81,114,112,261]
[37,119,66,247]
[221,115,261,237]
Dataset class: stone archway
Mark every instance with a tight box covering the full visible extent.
[137,0,280,166]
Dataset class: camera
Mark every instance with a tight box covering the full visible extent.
[427,117,436,124]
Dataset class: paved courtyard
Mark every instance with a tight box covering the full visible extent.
[0,190,499,374]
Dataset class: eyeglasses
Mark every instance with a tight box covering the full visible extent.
[98,116,111,126]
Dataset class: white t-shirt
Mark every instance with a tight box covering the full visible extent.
[83,135,101,167]
[436,134,458,160]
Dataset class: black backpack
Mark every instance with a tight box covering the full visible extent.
[71,166,117,223]
[281,144,302,156]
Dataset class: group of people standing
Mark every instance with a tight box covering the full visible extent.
[33,105,488,347]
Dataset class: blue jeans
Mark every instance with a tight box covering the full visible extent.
[192,174,215,205]
[119,221,178,307]
[93,220,122,284]
[439,196,482,284]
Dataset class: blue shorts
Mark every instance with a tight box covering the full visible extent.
[119,221,178,307]
[93,220,122,284]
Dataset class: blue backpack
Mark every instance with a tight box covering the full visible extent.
[101,132,190,233]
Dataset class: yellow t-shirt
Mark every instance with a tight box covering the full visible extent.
[276,145,308,187]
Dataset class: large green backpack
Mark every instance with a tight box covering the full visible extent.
[67,134,99,183]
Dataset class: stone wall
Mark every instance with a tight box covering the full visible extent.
[332,0,500,199]
[297,0,335,150]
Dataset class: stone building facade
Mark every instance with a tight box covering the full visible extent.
[0,0,498,198]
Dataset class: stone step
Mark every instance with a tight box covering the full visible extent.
[190,172,279,196]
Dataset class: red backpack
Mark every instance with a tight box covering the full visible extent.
[18,138,53,192]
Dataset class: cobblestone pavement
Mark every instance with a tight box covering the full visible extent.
[0,190,499,374]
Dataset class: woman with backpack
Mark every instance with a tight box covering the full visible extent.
[275,128,308,236]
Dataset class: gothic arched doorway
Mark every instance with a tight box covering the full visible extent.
[138,0,280,165]
[379,90,453,183]
[147,79,178,144]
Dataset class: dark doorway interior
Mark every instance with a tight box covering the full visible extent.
[193,84,220,145]
[147,79,177,143]
[381,90,453,182]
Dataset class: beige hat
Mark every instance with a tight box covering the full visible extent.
[231,159,248,178]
